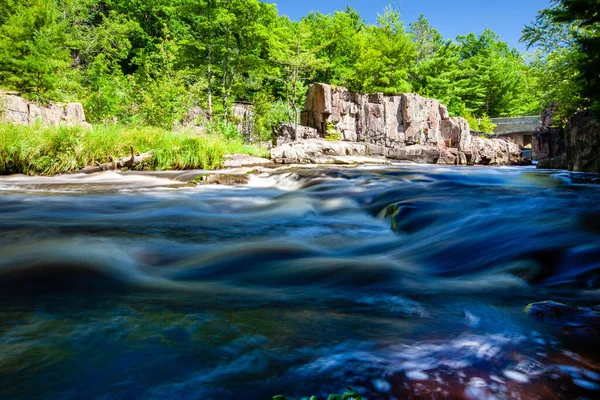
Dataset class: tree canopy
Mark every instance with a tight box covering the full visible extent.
[522,0,600,121]
[0,0,575,138]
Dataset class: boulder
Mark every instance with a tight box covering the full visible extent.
[470,136,526,166]
[567,111,600,173]
[272,123,319,147]
[182,106,209,127]
[275,83,528,167]
[438,148,459,165]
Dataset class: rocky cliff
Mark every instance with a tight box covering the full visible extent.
[1,94,89,127]
[272,83,525,166]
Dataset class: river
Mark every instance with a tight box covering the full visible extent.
[1,165,599,399]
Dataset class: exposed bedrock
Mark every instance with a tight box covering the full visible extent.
[272,83,526,166]
[1,93,90,127]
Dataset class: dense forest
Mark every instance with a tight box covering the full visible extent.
[0,0,597,141]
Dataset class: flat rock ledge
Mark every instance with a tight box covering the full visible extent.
[270,139,391,165]
[223,154,273,168]
[270,138,526,166]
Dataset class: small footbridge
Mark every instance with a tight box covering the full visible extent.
[490,116,542,147]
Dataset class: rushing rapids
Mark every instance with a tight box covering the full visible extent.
[1,165,600,399]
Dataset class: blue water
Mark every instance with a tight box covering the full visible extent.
[0,165,599,399]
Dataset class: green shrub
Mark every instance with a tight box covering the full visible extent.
[464,113,496,134]
[253,96,289,143]
[325,121,341,141]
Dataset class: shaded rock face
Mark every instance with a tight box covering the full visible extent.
[271,83,525,166]
[1,94,88,126]
[532,128,566,161]
[568,111,600,173]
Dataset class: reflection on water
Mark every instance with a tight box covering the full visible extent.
[1,166,599,399]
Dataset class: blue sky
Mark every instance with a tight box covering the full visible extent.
[271,0,552,50]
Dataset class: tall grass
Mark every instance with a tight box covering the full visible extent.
[0,123,269,175]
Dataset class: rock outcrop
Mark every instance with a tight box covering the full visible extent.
[300,83,466,148]
[567,111,600,173]
[271,83,526,166]
[1,94,89,127]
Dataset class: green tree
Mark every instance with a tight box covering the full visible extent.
[525,0,600,115]
[302,7,363,87]
[349,4,416,94]
[0,0,73,100]
[271,17,326,132]
[456,30,528,117]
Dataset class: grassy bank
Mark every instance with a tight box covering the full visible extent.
[0,123,269,175]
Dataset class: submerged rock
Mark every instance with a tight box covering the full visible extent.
[191,173,250,185]
[525,301,600,339]
[537,154,568,170]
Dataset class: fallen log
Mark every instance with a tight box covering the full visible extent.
[80,146,154,174]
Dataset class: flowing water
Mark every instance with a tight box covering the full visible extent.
[1,165,600,400]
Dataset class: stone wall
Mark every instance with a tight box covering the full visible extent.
[1,94,89,126]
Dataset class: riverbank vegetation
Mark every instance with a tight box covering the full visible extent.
[0,123,267,175]
[0,0,559,139]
